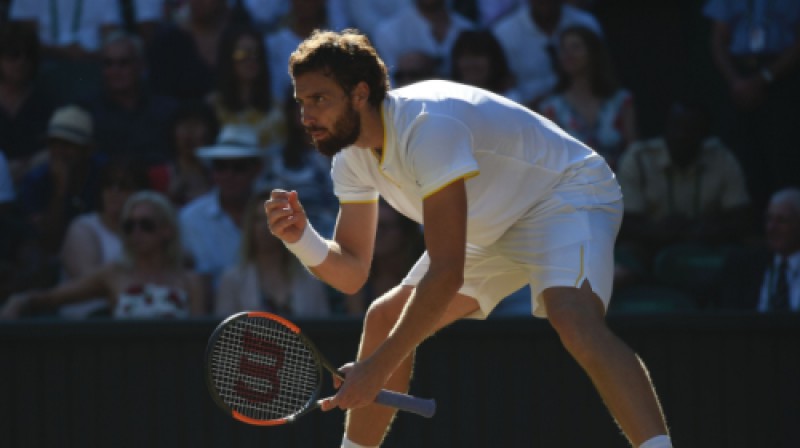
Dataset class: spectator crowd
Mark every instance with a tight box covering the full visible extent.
[0,0,798,319]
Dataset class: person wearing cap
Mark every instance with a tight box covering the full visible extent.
[178,123,264,305]
[17,104,108,254]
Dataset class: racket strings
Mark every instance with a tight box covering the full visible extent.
[210,317,320,421]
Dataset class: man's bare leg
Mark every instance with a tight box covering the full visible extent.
[543,281,669,447]
[344,285,480,446]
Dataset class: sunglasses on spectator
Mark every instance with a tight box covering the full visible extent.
[122,217,158,234]
[212,159,251,173]
[102,57,134,68]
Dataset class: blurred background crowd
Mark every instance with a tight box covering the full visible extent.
[0,0,798,320]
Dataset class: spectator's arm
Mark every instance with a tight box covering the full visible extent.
[60,218,101,279]
[185,271,208,316]
[10,266,112,317]
[710,20,740,86]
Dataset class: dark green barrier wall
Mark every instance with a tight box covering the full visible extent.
[2,314,798,448]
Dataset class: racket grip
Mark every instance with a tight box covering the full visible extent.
[375,390,436,418]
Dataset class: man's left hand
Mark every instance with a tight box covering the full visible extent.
[319,358,389,411]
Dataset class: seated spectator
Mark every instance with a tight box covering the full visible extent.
[179,124,264,296]
[538,25,637,170]
[449,29,521,102]
[1,190,206,319]
[208,26,285,149]
[265,0,331,104]
[343,200,424,315]
[492,0,602,108]
[147,0,238,101]
[260,92,337,237]
[214,190,331,317]
[17,105,107,254]
[372,0,474,81]
[8,0,122,103]
[57,156,151,318]
[166,101,220,206]
[1,155,57,302]
[616,100,752,275]
[0,22,55,183]
[712,187,800,312]
[81,31,178,165]
[392,50,440,88]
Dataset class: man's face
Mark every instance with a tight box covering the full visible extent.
[293,71,361,157]
[210,157,261,201]
[48,138,88,169]
[102,41,141,94]
[766,198,800,256]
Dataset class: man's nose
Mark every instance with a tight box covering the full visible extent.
[300,107,315,127]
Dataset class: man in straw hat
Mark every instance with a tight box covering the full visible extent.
[179,123,264,306]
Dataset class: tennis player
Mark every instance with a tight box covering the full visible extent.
[264,29,672,448]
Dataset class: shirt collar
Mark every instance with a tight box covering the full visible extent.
[774,252,800,272]
[655,138,714,173]
[201,188,225,218]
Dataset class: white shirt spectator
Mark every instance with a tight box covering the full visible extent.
[179,189,242,286]
[10,0,121,52]
[372,5,474,78]
[492,3,601,105]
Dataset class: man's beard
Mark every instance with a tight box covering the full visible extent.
[306,103,361,157]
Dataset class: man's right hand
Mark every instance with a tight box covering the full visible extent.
[264,189,308,244]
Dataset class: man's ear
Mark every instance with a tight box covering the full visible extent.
[352,81,371,108]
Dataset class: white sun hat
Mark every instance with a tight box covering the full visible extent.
[196,124,263,159]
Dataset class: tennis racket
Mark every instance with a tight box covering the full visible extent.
[205,311,436,426]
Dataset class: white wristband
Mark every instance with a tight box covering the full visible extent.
[284,224,329,267]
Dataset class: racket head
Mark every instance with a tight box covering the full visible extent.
[205,311,324,426]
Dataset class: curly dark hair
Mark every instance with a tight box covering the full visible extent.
[288,29,390,108]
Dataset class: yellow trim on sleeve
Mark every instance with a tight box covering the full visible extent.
[339,199,379,204]
[422,170,480,199]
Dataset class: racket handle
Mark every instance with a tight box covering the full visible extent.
[375,390,436,418]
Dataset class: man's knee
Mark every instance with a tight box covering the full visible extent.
[364,285,412,336]
[543,286,609,360]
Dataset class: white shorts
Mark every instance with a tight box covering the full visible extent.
[402,196,623,319]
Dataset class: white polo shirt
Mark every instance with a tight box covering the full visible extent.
[331,80,621,247]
